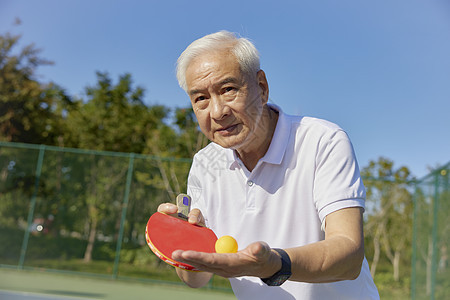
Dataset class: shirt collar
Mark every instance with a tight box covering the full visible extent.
[226,104,290,169]
[259,104,290,165]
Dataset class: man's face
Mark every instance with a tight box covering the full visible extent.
[185,50,269,152]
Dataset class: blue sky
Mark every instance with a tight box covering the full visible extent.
[1,0,449,178]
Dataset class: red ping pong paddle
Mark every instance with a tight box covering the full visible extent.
[145,194,218,271]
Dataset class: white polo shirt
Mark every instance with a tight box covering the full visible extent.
[187,106,379,299]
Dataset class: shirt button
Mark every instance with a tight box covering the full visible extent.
[247,180,254,187]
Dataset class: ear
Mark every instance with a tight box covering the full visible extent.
[257,70,269,104]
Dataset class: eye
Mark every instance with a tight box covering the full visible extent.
[222,86,239,97]
[195,95,207,102]
[192,95,209,110]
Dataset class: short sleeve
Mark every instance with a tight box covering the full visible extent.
[313,129,366,223]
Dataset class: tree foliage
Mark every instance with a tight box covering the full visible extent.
[0,33,197,263]
[362,157,414,281]
[64,72,168,153]
[0,33,71,145]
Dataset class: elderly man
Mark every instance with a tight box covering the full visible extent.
[158,31,379,299]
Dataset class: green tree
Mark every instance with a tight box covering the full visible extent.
[64,71,170,153]
[0,32,71,145]
[63,71,177,262]
[362,157,413,281]
[139,107,206,201]
[0,32,72,243]
[173,107,208,158]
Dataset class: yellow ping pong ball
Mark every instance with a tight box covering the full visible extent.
[215,235,238,253]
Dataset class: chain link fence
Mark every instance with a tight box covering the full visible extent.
[0,142,233,288]
[411,162,450,300]
[1,141,449,297]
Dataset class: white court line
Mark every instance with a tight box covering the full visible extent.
[0,290,97,300]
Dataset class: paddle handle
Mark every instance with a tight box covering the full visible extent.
[176,193,191,220]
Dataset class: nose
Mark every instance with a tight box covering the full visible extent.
[210,96,230,120]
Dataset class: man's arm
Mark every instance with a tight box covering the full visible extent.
[172,207,365,283]
[286,207,364,282]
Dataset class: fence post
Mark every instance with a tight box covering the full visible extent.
[112,153,135,279]
[410,179,418,300]
[430,172,440,300]
[18,144,46,269]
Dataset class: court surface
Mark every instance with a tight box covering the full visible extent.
[0,268,236,300]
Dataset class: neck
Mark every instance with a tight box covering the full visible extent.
[236,106,278,171]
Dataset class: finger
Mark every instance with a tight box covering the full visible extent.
[174,244,267,268]
[157,203,178,214]
[174,250,216,263]
[172,250,235,275]
[172,243,278,278]
[187,209,205,226]
[172,250,210,271]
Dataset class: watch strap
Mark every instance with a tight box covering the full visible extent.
[261,248,292,286]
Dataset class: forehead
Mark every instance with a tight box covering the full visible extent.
[185,50,243,90]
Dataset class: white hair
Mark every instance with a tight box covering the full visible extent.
[176,31,260,91]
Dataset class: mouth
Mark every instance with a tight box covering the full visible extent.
[216,124,238,135]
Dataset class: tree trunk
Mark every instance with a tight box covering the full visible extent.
[371,231,381,277]
[426,238,433,296]
[393,250,400,281]
[83,209,98,263]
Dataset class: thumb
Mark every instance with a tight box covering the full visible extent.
[247,241,272,260]
[243,242,281,278]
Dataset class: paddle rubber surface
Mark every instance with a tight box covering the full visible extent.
[146,212,218,271]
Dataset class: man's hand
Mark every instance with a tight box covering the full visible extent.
[157,203,205,226]
[172,241,281,279]
[156,203,212,288]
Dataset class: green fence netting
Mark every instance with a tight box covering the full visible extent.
[1,141,449,297]
[0,142,234,289]
[411,162,450,300]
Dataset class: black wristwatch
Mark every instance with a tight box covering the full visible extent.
[261,248,292,286]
